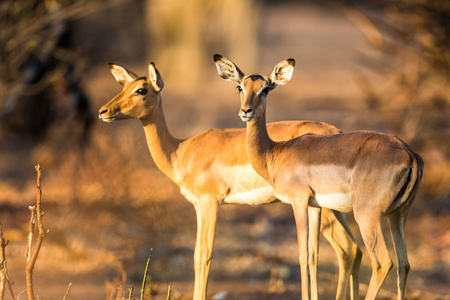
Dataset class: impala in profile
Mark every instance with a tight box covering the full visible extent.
[99,62,362,300]
[214,54,423,300]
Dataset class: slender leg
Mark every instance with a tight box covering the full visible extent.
[192,198,219,300]
[293,200,310,300]
[388,208,410,300]
[321,209,362,300]
[355,214,393,300]
[308,207,321,300]
[349,242,362,300]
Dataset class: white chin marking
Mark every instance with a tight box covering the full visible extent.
[100,117,115,123]
[315,193,353,213]
[239,114,254,122]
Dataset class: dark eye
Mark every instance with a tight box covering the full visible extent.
[262,87,270,94]
[236,86,243,93]
[136,88,148,95]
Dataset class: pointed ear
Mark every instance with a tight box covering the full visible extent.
[213,54,245,83]
[269,58,295,86]
[148,62,164,92]
[108,63,138,85]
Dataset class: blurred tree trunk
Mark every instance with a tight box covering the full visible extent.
[144,0,259,87]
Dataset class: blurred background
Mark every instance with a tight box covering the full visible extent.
[0,0,448,299]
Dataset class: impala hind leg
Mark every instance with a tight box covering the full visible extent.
[355,215,393,300]
[349,246,362,300]
[321,209,362,300]
[193,198,219,300]
[308,207,321,300]
[388,207,410,300]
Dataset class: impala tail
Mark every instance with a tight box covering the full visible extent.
[389,150,424,215]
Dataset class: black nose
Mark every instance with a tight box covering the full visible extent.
[99,108,108,115]
[242,108,253,114]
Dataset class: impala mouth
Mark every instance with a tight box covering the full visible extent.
[238,113,255,122]
[98,114,116,123]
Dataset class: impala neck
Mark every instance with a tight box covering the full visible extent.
[245,110,275,183]
[141,97,181,182]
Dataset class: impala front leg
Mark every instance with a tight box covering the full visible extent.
[193,198,219,300]
[292,199,310,300]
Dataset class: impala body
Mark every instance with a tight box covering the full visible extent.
[214,54,423,300]
[99,62,361,300]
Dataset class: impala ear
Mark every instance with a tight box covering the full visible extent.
[108,63,138,85]
[214,54,245,83]
[269,58,295,86]
[148,62,164,92]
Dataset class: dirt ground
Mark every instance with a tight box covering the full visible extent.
[0,2,449,300]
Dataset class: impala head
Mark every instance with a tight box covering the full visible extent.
[214,54,295,122]
[98,62,164,122]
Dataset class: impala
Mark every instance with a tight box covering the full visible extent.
[214,54,423,300]
[99,62,362,300]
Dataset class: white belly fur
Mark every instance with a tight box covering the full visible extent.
[224,186,276,205]
[314,193,353,213]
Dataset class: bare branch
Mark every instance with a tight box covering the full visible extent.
[0,223,16,300]
[128,285,134,300]
[25,165,48,300]
[115,264,127,300]
[26,207,36,264]
[339,6,383,48]
[0,223,7,300]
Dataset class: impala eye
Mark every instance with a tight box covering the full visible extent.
[136,88,148,95]
[236,86,243,93]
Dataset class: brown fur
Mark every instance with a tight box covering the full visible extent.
[215,54,423,300]
[99,62,362,300]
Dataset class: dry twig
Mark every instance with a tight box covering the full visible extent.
[63,283,72,300]
[116,264,127,300]
[128,284,134,300]
[165,285,171,300]
[0,223,15,300]
[140,249,152,300]
[25,165,48,300]
[0,224,6,300]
